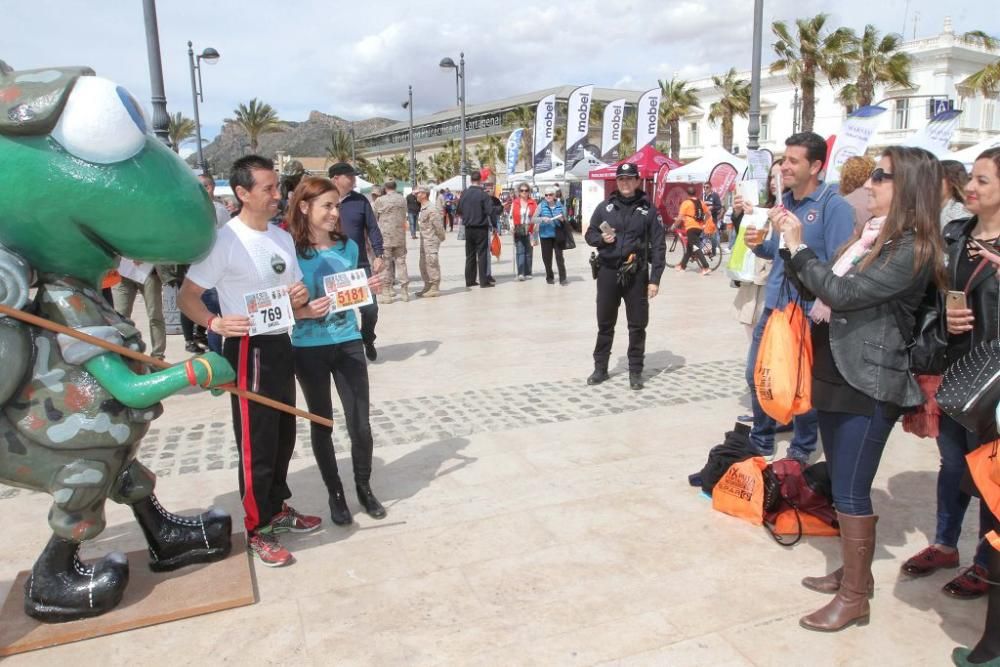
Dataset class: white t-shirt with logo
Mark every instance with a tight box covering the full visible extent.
[186,217,303,319]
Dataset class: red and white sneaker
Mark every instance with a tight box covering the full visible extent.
[247,530,293,567]
[270,503,322,534]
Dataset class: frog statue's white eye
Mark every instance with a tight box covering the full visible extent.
[50,76,149,164]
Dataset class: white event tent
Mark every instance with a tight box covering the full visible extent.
[666,146,748,182]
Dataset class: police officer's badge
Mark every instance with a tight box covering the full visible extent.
[605,204,614,212]
[270,253,286,274]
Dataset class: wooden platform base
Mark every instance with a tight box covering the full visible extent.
[0,533,255,657]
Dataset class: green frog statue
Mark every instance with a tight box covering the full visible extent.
[0,61,237,623]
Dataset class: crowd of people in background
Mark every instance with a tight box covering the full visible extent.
[105,132,1000,664]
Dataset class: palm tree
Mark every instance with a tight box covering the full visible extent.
[620,109,637,156]
[382,154,409,181]
[504,105,535,170]
[355,156,378,182]
[771,13,855,132]
[232,98,283,153]
[474,133,505,172]
[325,128,353,163]
[708,68,751,151]
[658,76,700,160]
[837,25,913,109]
[167,112,196,154]
[960,31,1000,95]
[414,160,430,183]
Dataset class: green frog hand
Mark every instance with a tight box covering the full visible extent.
[192,351,236,391]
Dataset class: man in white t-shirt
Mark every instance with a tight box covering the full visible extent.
[180,155,316,568]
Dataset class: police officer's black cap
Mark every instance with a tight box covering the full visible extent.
[616,162,639,178]
[328,162,359,177]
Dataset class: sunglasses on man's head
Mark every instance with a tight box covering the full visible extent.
[870,168,894,184]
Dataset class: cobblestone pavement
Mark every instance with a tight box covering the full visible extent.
[0,357,744,497]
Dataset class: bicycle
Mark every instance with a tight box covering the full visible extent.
[664,225,723,271]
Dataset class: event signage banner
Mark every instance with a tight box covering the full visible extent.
[565,85,594,172]
[533,94,557,174]
[635,88,661,151]
[601,98,627,163]
[506,128,524,176]
[903,109,963,155]
[826,105,887,183]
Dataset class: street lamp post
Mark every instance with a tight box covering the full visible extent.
[187,41,220,174]
[402,85,416,189]
[440,53,467,191]
[747,0,763,151]
[141,0,170,146]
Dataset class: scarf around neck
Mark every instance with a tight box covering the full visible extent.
[809,216,885,323]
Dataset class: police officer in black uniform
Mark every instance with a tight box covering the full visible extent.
[584,162,666,390]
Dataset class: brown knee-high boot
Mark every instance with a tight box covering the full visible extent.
[800,513,877,632]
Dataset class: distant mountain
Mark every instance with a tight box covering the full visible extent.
[191,111,396,175]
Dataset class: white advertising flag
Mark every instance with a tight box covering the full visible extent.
[635,88,661,151]
[533,94,557,174]
[827,105,888,183]
[601,98,626,163]
[565,85,594,171]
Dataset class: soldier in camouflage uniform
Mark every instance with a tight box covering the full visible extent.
[371,180,409,303]
[415,185,446,298]
[0,62,234,622]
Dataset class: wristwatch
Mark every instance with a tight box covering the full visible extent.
[790,243,809,257]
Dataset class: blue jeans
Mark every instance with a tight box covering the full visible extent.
[201,288,222,354]
[709,230,721,255]
[408,212,417,237]
[515,234,533,276]
[745,307,818,459]
[935,414,991,567]
[817,404,895,516]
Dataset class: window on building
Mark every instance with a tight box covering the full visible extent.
[760,114,770,141]
[984,101,997,131]
[687,122,699,147]
[893,98,910,130]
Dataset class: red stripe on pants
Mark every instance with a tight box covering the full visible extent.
[237,335,260,533]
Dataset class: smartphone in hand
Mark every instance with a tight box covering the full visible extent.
[946,291,968,311]
[599,221,615,240]
[970,238,1000,259]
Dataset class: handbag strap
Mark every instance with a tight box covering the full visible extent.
[964,256,990,294]
[764,506,804,547]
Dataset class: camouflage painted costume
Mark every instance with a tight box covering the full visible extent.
[0,278,160,541]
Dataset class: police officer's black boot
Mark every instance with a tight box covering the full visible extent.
[130,495,232,572]
[356,480,387,519]
[587,365,609,385]
[329,477,353,526]
[24,535,129,623]
[629,372,644,390]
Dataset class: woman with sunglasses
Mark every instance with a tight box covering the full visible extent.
[511,183,537,280]
[902,147,1000,614]
[287,177,386,526]
[778,146,946,632]
[944,148,1000,667]
[538,186,568,285]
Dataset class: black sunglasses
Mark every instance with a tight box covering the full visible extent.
[870,168,893,184]
[519,189,530,193]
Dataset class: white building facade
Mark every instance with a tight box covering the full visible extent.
[678,17,999,159]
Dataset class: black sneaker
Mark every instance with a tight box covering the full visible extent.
[546,278,555,284]
[185,341,205,354]
[629,372,644,390]
[364,342,377,361]
[587,368,609,385]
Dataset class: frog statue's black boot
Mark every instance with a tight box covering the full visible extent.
[24,535,129,623]
[130,495,232,572]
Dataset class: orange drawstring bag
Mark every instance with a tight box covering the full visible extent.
[490,231,502,259]
[966,440,1000,523]
[712,457,768,526]
[754,301,813,424]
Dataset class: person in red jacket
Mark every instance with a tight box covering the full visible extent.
[511,183,538,280]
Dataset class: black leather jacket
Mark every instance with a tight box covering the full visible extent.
[943,217,1000,359]
[585,189,667,285]
[786,232,930,408]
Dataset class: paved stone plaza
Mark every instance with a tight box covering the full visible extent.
[0,232,987,665]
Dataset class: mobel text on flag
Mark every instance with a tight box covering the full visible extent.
[506,128,524,176]
[565,85,594,171]
[601,98,626,163]
[533,94,556,174]
[635,88,661,151]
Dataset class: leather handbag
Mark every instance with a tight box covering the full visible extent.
[937,338,1000,439]
[898,285,949,375]
[762,460,838,546]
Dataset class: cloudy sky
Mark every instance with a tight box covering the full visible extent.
[5,0,993,147]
